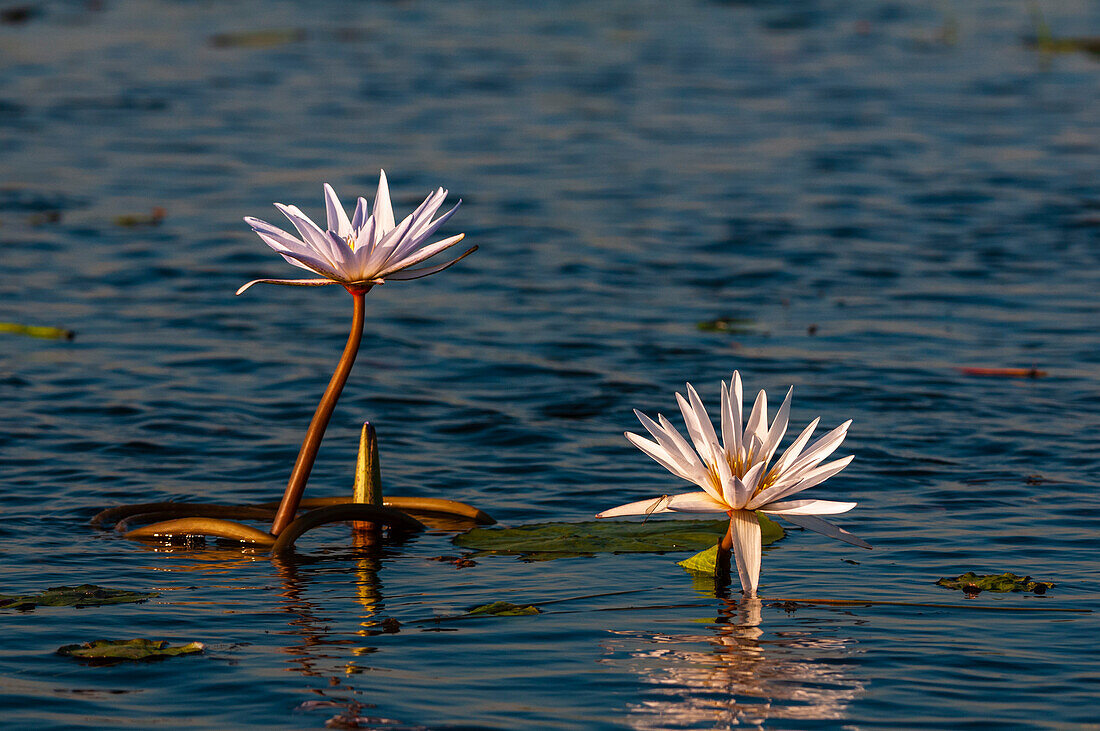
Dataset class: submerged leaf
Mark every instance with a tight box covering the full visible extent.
[0,585,157,610]
[465,601,540,617]
[936,572,1054,594]
[454,517,783,561]
[56,639,204,664]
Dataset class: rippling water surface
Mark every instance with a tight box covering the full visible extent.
[2,1,1099,728]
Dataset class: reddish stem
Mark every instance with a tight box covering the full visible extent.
[270,290,366,536]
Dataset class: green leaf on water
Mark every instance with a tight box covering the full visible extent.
[0,585,158,610]
[454,516,783,561]
[56,639,204,664]
[677,545,722,575]
[936,572,1054,594]
[466,601,541,617]
[0,322,75,340]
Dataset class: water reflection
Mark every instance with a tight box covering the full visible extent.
[616,597,864,729]
[272,533,391,680]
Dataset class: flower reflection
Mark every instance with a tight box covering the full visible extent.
[611,599,863,729]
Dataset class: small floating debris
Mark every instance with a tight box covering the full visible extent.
[113,207,165,227]
[696,316,757,334]
[209,28,306,49]
[957,366,1047,379]
[0,585,156,610]
[0,322,75,340]
[56,639,204,664]
[936,572,1054,594]
[465,601,540,617]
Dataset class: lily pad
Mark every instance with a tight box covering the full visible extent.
[936,572,1054,594]
[466,601,541,617]
[454,517,783,561]
[0,585,158,610]
[56,639,204,664]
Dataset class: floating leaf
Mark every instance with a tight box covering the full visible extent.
[0,585,157,610]
[56,639,204,664]
[0,322,75,340]
[697,317,756,334]
[466,601,540,617]
[936,572,1054,594]
[677,545,722,575]
[454,517,783,561]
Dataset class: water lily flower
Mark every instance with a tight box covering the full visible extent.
[237,170,476,295]
[597,372,869,595]
[238,172,475,536]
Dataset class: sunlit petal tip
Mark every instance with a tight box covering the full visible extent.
[760,499,858,516]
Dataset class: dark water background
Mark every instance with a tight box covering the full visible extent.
[2,0,1099,728]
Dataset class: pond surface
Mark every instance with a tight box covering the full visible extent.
[2,0,1099,728]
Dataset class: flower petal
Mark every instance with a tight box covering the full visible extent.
[786,420,851,478]
[729,371,744,456]
[730,509,762,595]
[323,183,353,238]
[381,245,478,281]
[351,196,370,231]
[376,233,466,279]
[235,278,340,295]
[760,386,792,465]
[657,414,711,485]
[596,493,676,519]
[405,198,460,250]
[676,390,721,473]
[759,499,857,515]
[665,491,730,513]
[780,514,871,549]
[633,411,712,492]
[688,383,724,469]
[769,417,820,479]
[275,203,347,271]
[373,169,395,236]
[625,431,695,483]
[747,455,854,508]
[744,389,768,456]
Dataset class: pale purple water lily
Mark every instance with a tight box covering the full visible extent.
[597,372,869,595]
[237,170,476,295]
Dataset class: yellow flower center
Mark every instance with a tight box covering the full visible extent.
[705,448,782,502]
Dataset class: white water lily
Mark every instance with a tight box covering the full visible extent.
[238,170,476,294]
[597,372,869,594]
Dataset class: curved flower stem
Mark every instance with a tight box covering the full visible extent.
[271,290,366,536]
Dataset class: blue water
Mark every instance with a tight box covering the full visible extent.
[2,0,1099,727]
